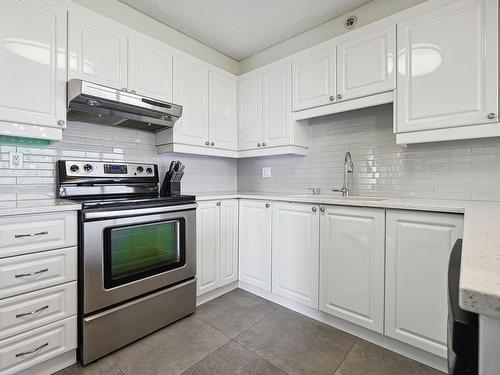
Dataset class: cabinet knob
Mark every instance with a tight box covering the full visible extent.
[312,207,317,212]
[205,141,210,146]
[211,142,215,146]
[320,207,325,213]
[488,113,497,119]
[337,93,343,100]
[122,88,128,92]
[265,203,270,208]
[57,120,65,126]
[262,142,266,147]
[216,201,221,206]
[257,143,262,147]
[329,96,335,102]
[130,90,136,94]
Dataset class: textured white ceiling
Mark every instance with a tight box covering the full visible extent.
[118,0,371,61]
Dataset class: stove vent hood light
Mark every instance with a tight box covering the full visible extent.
[67,79,183,132]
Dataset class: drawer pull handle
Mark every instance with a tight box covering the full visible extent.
[15,231,48,239]
[16,305,49,318]
[15,342,49,357]
[15,268,48,278]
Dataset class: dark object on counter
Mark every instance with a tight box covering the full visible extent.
[448,239,478,375]
[161,160,184,196]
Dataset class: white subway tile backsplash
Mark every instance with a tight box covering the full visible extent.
[237,104,500,201]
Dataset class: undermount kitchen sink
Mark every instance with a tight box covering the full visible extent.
[340,196,386,202]
[288,194,386,202]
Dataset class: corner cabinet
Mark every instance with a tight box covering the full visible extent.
[196,200,238,296]
[239,200,272,291]
[396,0,499,142]
[239,64,309,157]
[385,209,464,357]
[0,0,67,136]
[319,205,385,333]
[271,202,320,308]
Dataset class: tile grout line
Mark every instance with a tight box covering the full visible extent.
[331,338,360,375]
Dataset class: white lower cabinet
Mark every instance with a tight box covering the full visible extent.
[239,200,272,291]
[319,205,385,333]
[385,209,464,357]
[196,200,238,296]
[271,202,319,308]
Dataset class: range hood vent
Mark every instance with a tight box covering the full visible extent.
[67,79,182,132]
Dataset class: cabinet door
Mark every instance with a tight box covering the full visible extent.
[292,49,336,111]
[220,200,239,286]
[196,201,220,296]
[172,56,209,146]
[385,210,464,357]
[128,36,173,102]
[68,12,128,90]
[209,71,238,150]
[0,0,66,128]
[239,200,271,291]
[263,65,291,148]
[337,25,395,101]
[239,75,263,150]
[272,202,319,308]
[396,0,498,133]
[319,206,385,333]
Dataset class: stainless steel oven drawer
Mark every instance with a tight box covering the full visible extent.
[81,278,196,365]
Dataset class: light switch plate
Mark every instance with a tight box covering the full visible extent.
[9,152,23,169]
[262,167,271,178]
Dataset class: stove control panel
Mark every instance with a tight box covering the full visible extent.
[63,161,157,178]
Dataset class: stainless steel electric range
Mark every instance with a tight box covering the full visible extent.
[57,160,197,365]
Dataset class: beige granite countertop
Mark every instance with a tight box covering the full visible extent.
[0,199,81,217]
[194,191,500,319]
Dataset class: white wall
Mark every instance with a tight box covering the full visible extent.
[237,104,500,202]
[239,0,427,73]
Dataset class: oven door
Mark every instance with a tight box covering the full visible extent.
[81,204,196,314]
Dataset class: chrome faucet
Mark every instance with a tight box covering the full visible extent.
[332,152,354,197]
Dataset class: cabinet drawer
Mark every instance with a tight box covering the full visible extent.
[0,282,76,340]
[0,248,77,299]
[0,316,76,375]
[0,212,77,258]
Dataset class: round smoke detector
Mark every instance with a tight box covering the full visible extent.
[344,15,358,30]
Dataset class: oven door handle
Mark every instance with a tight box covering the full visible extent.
[83,203,197,220]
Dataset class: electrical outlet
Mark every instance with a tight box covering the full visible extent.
[262,167,271,178]
[9,152,23,169]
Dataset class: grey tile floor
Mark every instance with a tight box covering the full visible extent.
[57,289,444,375]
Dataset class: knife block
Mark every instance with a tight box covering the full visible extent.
[160,179,181,197]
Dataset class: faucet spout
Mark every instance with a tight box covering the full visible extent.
[333,152,354,197]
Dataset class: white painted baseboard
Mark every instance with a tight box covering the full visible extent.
[238,281,448,373]
[196,281,238,306]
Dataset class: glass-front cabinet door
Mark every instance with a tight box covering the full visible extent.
[104,219,185,288]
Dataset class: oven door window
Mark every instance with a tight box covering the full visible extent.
[103,219,185,289]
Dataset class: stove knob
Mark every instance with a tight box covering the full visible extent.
[136,166,144,173]
[69,164,79,173]
[83,164,93,172]
[146,167,153,174]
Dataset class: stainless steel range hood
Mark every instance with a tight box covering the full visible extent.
[67,79,182,132]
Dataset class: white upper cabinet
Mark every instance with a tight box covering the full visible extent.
[209,71,238,150]
[292,49,336,111]
[172,56,209,146]
[263,65,292,148]
[239,200,272,291]
[396,0,498,133]
[0,0,67,129]
[319,206,385,333]
[272,202,320,308]
[336,25,396,102]
[239,75,263,150]
[196,201,220,296]
[128,35,173,102]
[385,210,464,357]
[68,12,128,90]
